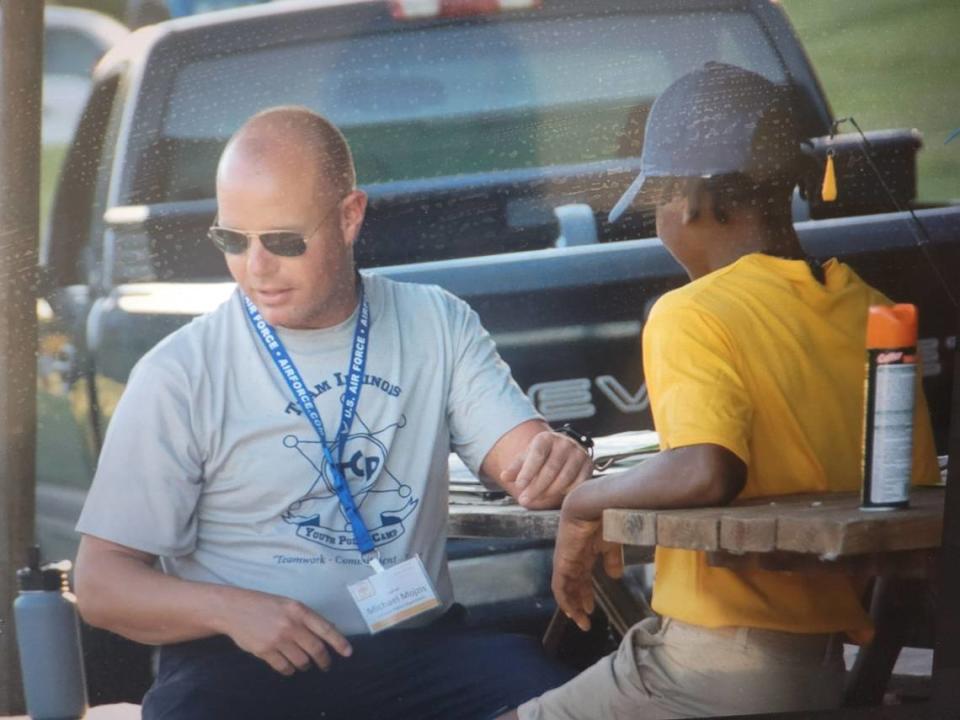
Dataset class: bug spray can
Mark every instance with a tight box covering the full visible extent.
[861,304,918,510]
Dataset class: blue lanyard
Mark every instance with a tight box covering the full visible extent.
[243,287,375,556]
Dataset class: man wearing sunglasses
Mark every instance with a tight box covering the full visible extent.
[73,106,586,719]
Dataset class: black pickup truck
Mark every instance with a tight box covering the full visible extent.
[36,0,959,702]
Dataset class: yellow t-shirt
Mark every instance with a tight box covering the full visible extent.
[645,253,939,636]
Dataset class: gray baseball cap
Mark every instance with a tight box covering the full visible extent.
[609,62,804,223]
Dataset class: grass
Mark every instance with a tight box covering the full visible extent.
[40,144,68,238]
[35,387,96,490]
[50,0,126,22]
[780,0,960,202]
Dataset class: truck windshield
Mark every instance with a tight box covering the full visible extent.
[158,10,786,202]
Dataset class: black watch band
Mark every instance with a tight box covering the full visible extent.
[557,423,594,456]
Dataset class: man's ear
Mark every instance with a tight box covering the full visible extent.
[339,189,368,249]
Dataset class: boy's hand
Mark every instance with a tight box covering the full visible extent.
[551,512,623,632]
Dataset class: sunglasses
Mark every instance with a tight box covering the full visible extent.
[208,224,311,257]
[208,200,345,258]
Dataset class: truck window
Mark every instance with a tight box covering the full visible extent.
[155,10,786,203]
[46,73,125,288]
[44,28,106,78]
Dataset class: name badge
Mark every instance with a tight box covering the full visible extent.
[347,556,442,634]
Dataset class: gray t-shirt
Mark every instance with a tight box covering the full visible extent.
[77,274,538,635]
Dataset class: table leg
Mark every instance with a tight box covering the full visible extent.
[844,577,931,707]
[541,566,655,657]
[591,570,653,636]
[541,608,572,659]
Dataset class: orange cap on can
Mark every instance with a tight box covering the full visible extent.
[867,304,917,349]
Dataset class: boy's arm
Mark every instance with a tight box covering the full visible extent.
[551,443,745,630]
[549,297,751,628]
[561,443,746,522]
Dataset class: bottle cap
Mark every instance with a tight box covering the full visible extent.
[16,546,72,592]
[866,304,917,349]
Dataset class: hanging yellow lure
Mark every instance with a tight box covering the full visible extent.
[821,151,837,202]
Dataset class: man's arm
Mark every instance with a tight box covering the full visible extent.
[551,443,745,630]
[479,419,592,509]
[75,535,353,675]
[443,292,590,509]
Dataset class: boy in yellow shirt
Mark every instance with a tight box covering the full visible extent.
[502,62,939,720]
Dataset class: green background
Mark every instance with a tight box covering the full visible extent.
[54,0,125,19]
[781,0,959,202]
[42,0,958,224]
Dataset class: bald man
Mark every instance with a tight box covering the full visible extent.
[74,107,581,720]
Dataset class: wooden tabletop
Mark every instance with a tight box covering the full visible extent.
[450,488,945,551]
[603,487,945,576]
[446,429,661,542]
[448,503,561,540]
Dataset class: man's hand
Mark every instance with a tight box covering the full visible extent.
[551,512,623,632]
[499,430,592,508]
[221,588,353,675]
[76,535,352,675]
[76,535,352,676]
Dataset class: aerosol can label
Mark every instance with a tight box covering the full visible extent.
[861,349,916,509]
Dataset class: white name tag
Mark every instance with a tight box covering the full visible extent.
[347,556,442,634]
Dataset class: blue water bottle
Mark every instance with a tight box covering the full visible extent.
[14,546,88,719]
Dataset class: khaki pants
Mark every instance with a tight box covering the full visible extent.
[518,617,846,719]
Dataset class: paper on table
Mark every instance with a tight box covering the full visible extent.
[592,430,660,474]
[447,429,661,503]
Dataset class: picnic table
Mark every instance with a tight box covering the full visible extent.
[448,436,948,707]
[603,486,945,577]
[448,501,657,640]
[449,489,945,610]
[603,485,946,706]
[449,431,661,638]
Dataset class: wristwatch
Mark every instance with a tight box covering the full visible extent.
[556,423,594,457]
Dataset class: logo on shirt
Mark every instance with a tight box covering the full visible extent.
[281,412,418,553]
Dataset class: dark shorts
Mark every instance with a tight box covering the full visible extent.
[142,607,574,720]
